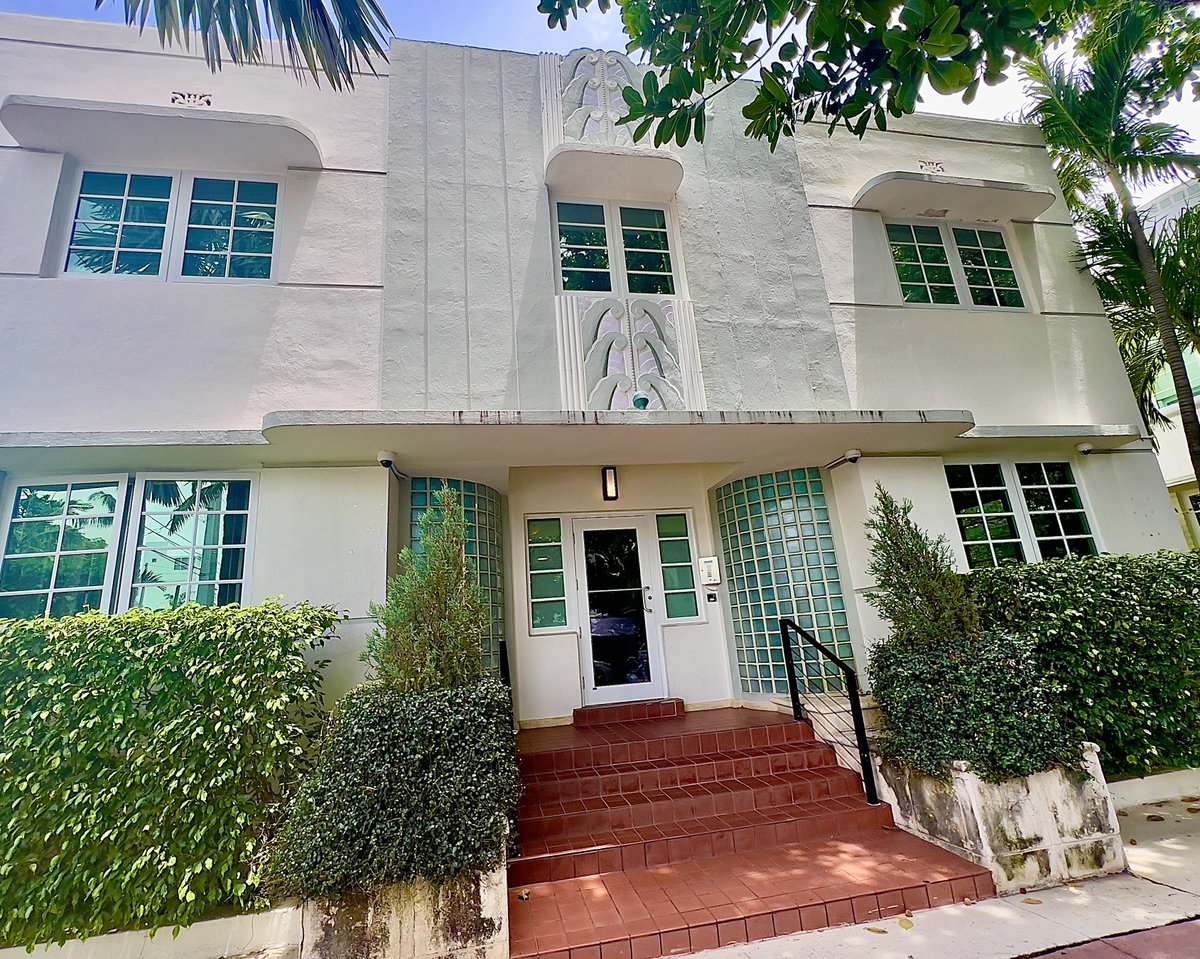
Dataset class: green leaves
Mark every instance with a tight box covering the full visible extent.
[0,602,335,947]
[265,680,520,898]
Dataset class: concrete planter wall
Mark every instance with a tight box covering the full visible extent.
[300,864,508,959]
[876,742,1127,893]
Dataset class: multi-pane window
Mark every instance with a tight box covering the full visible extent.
[953,228,1025,308]
[1015,463,1097,559]
[555,201,677,296]
[886,222,1025,309]
[182,178,278,280]
[885,223,959,305]
[0,481,122,618]
[655,514,698,618]
[945,465,1027,568]
[527,518,568,630]
[127,478,252,609]
[65,172,173,276]
[946,462,1097,568]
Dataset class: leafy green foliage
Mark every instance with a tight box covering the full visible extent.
[265,680,520,898]
[365,488,488,693]
[105,1,392,90]
[970,551,1200,777]
[0,602,335,948]
[864,485,1077,782]
[541,0,1086,148]
[864,483,980,647]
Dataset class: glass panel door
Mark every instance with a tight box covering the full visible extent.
[573,516,666,704]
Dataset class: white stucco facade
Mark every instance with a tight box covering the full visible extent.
[0,13,1186,722]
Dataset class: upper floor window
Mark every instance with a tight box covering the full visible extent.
[886,222,1025,309]
[555,200,677,296]
[63,170,279,283]
[946,461,1096,569]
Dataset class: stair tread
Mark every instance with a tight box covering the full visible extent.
[520,740,835,780]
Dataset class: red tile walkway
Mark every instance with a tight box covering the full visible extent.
[509,702,995,958]
[1036,919,1200,958]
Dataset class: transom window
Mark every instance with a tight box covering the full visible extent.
[0,473,255,619]
[555,200,677,296]
[946,461,1096,569]
[63,170,279,283]
[886,222,1025,309]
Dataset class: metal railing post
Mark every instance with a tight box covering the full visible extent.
[779,618,880,807]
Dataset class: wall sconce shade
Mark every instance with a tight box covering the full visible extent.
[601,466,619,501]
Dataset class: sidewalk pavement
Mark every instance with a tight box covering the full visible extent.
[702,796,1200,959]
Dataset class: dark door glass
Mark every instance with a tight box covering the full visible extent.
[583,528,650,687]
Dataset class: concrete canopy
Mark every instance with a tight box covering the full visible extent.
[0,94,324,170]
[852,171,1057,223]
[545,142,685,202]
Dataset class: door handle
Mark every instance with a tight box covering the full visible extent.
[643,585,653,612]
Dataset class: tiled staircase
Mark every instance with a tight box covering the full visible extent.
[508,700,995,958]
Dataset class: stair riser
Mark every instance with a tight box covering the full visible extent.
[521,746,839,805]
[519,722,814,776]
[573,699,685,727]
[517,775,864,842]
[508,805,894,886]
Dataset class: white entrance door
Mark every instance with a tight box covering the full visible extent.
[572,515,667,704]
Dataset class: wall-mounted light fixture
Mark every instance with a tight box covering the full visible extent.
[601,466,619,501]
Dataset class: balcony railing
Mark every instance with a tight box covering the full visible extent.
[554,294,707,411]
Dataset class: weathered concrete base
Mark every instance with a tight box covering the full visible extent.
[300,865,507,959]
[876,742,1127,894]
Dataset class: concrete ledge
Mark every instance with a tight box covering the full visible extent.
[1110,768,1200,807]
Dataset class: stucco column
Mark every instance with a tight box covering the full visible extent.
[828,456,964,675]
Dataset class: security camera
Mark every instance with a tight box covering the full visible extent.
[845,449,862,464]
[1076,443,1095,456]
[377,450,400,470]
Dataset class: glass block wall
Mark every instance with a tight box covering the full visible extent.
[714,468,854,694]
[408,478,504,673]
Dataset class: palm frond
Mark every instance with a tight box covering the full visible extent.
[107,0,392,90]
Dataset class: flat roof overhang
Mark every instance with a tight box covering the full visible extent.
[0,410,1149,492]
[0,94,324,170]
[852,172,1057,222]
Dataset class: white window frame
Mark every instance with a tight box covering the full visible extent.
[118,471,259,612]
[58,166,282,285]
[653,508,707,626]
[524,513,577,636]
[551,196,686,298]
[944,458,1103,566]
[0,473,131,616]
[884,218,1030,313]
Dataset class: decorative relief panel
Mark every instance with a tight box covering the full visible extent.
[170,92,213,107]
[555,295,706,411]
[559,49,642,147]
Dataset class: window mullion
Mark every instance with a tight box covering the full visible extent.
[944,224,973,305]
[608,200,631,298]
[1002,462,1042,561]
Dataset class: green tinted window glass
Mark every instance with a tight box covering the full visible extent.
[885,222,959,306]
[532,600,568,629]
[951,227,1024,309]
[655,512,698,619]
[527,519,561,544]
[181,178,276,280]
[1015,462,1096,561]
[67,172,173,276]
[665,592,699,618]
[527,517,566,631]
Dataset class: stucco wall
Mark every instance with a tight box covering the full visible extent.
[250,466,391,698]
[505,464,735,722]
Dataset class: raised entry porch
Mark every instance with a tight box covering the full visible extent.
[508,700,994,957]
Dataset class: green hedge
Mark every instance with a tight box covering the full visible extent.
[970,551,1200,777]
[266,679,520,899]
[0,602,335,948]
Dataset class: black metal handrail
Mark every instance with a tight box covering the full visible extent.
[778,618,879,807]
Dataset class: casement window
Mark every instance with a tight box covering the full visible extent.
[0,478,127,618]
[655,514,700,619]
[0,474,254,618]
[63,169,279,282]
[526,518,568,631]
[886,222,1025,309]
[554,200,677,296]
[946,462,1097,569]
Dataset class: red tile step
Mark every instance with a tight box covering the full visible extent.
[508,830,998,959]
[573,699,685,727]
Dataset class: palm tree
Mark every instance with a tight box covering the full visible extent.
[1022,1,1200,482]
[1076,196,1200,436]
[100,1,392,90]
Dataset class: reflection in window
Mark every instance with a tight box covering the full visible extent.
[182,179,277,280]
[885,223,959,305]
[0,481,120,618]
[65,172,173,276]
[557,203,611,292]
[1015,462,1097,559]
[945,464,1027,569]
[129,478,251,610]
[656,513,698,618]
[953,227,1024,308]
[621,207,675,295]
[527,517,567,629]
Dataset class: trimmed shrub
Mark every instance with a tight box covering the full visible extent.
[865,485,1079,782]
[265,679,519,898]
[970,551,1200,776]
[0,602,335,948]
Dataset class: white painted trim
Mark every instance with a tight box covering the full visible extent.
[652,507,708,627]
[117,471,259,613]
[0,472,130,616]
